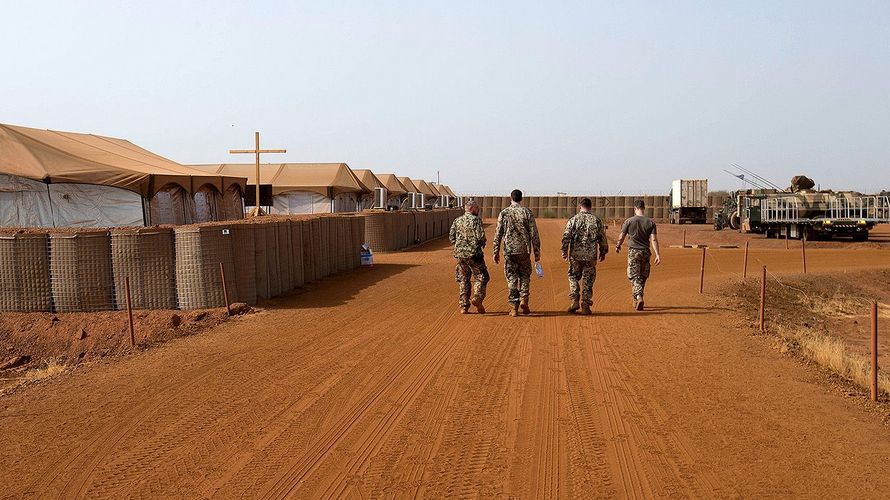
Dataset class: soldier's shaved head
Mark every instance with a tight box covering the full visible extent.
[634,199,645,210]
[580,198,592,209]
[510,189,523,202]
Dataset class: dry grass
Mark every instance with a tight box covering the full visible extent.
[776,325,889,397]
[19,359,67,383]
[798,294,890,320]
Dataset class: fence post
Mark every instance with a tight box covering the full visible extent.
[699,247,706,294]
[219,262,231,316]
[872,301,879,402]
[743,240,749,278]
[759,266,767,332]
[125,276,135,347]
[801,235,807,274]
[683,229,686,247]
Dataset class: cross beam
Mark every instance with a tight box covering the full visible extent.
[229,131,286,216]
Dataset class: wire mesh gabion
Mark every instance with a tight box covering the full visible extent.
[301,219,316,284]
[174,225,237,310]
[231,223,257,305]
[265,222,282,297]
[50,230,115,312]
[111,227,176,310]
[289,220,305,287]
[276,221,293,293]
[0,232,52,312]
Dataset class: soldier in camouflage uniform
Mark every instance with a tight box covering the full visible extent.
[561,198,608,315]
[449,200,489,314]
[493,189,541,317]
[615,199,662,310]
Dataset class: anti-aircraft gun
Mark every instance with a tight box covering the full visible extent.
[715,175,890,241]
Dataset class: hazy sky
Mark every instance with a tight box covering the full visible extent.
[2,1,888,194]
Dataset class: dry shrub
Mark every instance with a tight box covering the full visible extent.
[777,325,889,396]
[798,294,870,319]
[20,359,67,383]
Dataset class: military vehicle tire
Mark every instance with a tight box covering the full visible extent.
[729,213,740,230]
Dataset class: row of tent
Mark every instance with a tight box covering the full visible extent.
[0,123,459,228]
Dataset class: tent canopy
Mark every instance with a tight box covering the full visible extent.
[0,123,245,197]
[442,185,457,197]
[430,182,449,197]
[376,173,407,196]
[412,179,438,198]
[192,163,368,197]
[398,177,419,193]
[352,169,385,192]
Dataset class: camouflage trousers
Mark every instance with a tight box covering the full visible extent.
[626,248,651,300]
[567,258,597,306]
[504,254,532,305]
[455,256,490,308]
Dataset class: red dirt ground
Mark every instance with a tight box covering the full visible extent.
[1,220,889,498]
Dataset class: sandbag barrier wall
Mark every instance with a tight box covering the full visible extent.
[468,194,730,222]
[0,214,366,312]
[363,209,463,253]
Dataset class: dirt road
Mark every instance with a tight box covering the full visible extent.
[2,220,890,498]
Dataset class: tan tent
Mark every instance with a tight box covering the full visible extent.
[352,169,384,191]
[0,123,243,197]
[192,163,368,214]
[443,185,457,197]
[376,173,407,196]
[0,123,246,227]
[398,177,419,194]
[412,179,438,198]
[351,169,388,210]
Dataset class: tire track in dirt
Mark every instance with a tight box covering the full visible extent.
[255,307,462,499]
[28,267,416,499]
[6,222,890,498]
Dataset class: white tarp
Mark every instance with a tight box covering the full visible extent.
[0,174,143,227]
[270,191,359,214]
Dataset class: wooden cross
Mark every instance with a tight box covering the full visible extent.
[230,131,286,216]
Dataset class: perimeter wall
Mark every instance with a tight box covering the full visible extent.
[0,209,462,312]
[467,194,731,222]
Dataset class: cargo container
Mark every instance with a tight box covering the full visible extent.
[669,179,708,224]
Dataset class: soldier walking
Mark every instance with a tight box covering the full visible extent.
[615,199,662,310]
[449,200,489,314]
[493,189,541,317]
[561,198,608,315]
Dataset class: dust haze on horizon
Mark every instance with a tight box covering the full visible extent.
[2,1,888,195]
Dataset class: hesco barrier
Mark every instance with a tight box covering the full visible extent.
[0,232,52,312]
[174,225,239,310]
[0,213,423,312]
[50,231,115,312]
[467,194,722,221]
[111,228,176,310]
[362,209,463,253]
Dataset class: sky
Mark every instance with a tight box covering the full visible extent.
[2,0,889,195]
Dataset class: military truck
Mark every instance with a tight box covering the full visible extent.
[669,179,708,224]
[714,176,890,240]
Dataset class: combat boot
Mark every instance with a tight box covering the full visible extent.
[636,300,644,311]
[508,302,519,317]
[471,296,486,314]
[460,306,469,314]
[580,304,592,315]
[567,299,580,313]
[519,297,531,315]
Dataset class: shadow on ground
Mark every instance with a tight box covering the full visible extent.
[258,263,418,309]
